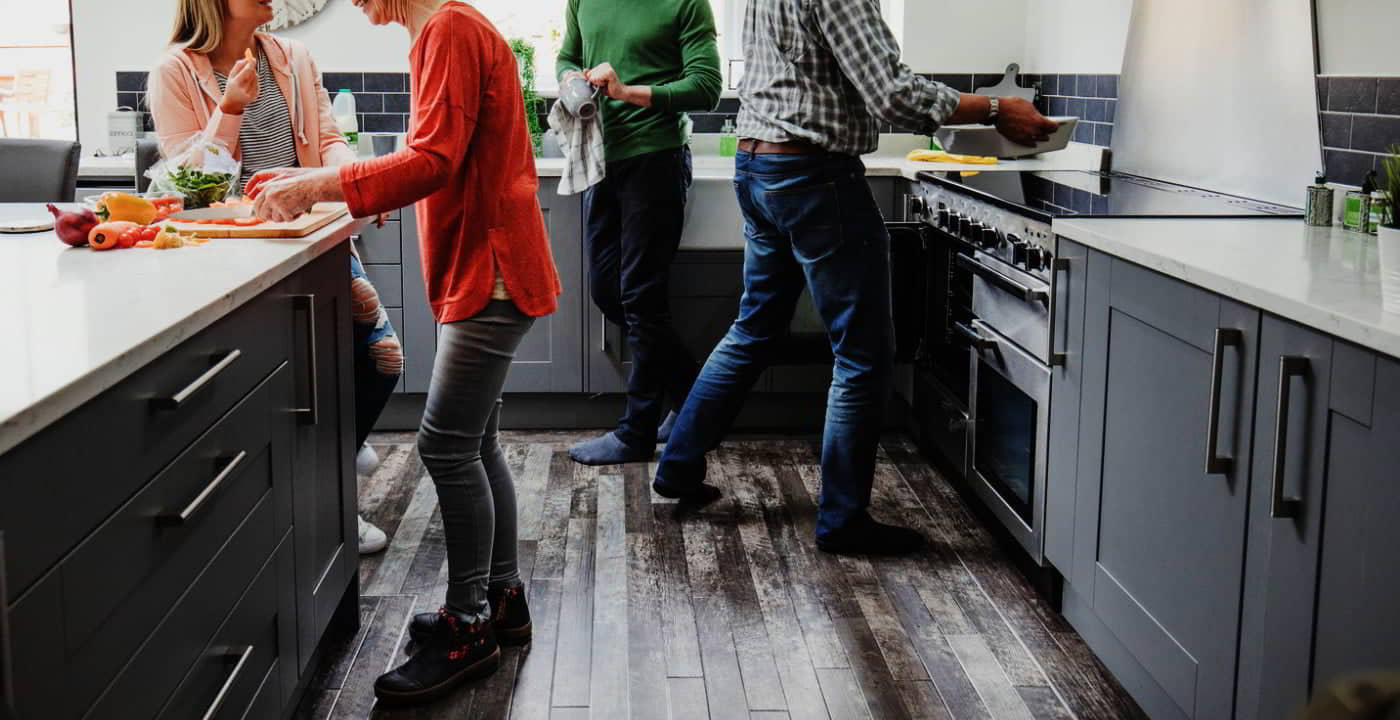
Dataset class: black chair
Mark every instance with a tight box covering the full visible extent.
[134,137,161,193]
[0,138,80,202]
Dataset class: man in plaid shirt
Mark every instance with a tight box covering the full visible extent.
[654,0,1057,555]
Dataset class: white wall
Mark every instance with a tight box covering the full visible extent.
[71,0,410,154]
[899,0,1029,73]
[1316,0,1400,75]
[1023,0,1134,73]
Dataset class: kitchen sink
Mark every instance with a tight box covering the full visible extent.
[681,173,746,250]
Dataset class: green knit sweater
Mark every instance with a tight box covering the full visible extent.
[556,0,723,163]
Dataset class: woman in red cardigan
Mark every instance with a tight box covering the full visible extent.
[250,0,560,706]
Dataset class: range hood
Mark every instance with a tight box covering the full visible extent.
[1112,0,1321,207]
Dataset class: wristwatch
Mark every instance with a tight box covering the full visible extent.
[986,97,1000,125]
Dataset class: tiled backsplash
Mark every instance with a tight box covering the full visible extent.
[1318,76,1400,187]
[117,70,1119,149]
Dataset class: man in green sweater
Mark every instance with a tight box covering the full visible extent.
[559,0,723,466]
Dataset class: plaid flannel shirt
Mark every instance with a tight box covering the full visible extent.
[735,0,963,155]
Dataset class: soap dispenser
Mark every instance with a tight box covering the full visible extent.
[719,119,738,157]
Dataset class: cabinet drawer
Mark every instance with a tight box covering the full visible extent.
[61,365,291,678]
[1,288,293,599]
[155,545,284,720]
[82,493,281,719]
[354,219,401,264]
[364,264,403,308]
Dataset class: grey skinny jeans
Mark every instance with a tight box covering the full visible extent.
[416,300,535,620]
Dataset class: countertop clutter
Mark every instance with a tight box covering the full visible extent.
[0,205,359,456]
[1056,218,1400,360]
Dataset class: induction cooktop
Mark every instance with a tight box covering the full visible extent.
[918,170,1304,222]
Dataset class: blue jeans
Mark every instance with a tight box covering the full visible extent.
[350,255,402,449]
[655,151,895,538]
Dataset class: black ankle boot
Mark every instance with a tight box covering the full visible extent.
[375,608,500,705]
[409,585,532,647]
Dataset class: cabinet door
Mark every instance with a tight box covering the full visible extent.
[1044,239,1091,573]
[286,246,357,672]
[1234,316,1332,720]
[509,180,584,392]
[1313,352,1400,692]
[1071,257,1258,720]
[0,534,13,720]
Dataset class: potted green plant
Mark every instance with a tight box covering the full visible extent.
[1380,145,1400,314]
[509,38,544,155]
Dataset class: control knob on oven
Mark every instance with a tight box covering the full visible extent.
[1010,239,1029,265]
[980,226,1001,249]
[1026,246,1047,271]
[908,196,928,219]
[965,221,983,242]
[937,208,952,229]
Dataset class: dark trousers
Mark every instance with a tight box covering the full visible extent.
[584,146,699,449]
[655,151,895,537]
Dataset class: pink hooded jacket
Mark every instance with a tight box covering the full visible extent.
[148,32,353,168]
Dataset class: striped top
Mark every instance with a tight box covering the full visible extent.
[215,49,300,193]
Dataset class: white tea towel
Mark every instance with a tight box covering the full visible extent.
[548,98,606,195]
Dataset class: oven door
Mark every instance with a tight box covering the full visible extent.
[966,319,1051,563]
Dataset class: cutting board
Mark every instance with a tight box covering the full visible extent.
[162,202,349,238]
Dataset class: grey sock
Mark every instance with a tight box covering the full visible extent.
[569,431,651,466]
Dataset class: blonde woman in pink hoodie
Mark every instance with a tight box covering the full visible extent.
[149,0,402,554]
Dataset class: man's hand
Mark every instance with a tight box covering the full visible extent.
[585,63,652,108]
[995,97,1059,147]
[220,57,259,115]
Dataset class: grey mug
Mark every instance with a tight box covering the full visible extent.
[560,75,601,121]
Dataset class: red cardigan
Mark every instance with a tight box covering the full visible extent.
[341,2,560,322]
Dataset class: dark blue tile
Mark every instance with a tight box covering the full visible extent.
[1316,77,1330,109]
[1077,75,1098,98]
[1328,77,1378,113]
[1105,100,1117,123]
[1073,121,1094,143]
[1086,99,1109,122]
[1040,74,1058,96]
[382,93,412,113]
[927,74,974,93]
[1050,97,1069,116]
[1091,193,1111,214]
[362,113,406,132]
[1350,114,1400,153]
[117,92,144,111]
[1058,74,1077,97]
[352,93,383,113]
[716,97,741,113]
[1094,122,1114,147]
[116,71,148,92]
[973,73,1004,91]
[689,114,728,133]
[1321,112,1353,149]
[323,72,363,93]
[1054,180,1075,208]
[1325,149,1376,187]
[1379,77,1400,116]
[1068,98,1087,119]
[364,72,406,92]
[1097,75,1119,98]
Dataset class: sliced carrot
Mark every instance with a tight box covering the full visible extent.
[230,217,265,226]
[135,240,153,248]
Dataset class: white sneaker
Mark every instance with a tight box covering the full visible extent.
[356,444,381,477]
[358,515,388,554]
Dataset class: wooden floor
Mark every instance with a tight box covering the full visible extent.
[295,432,1147,720]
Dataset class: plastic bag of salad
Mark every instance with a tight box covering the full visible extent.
[145,135,241,209]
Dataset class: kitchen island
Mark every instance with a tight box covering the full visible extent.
[0,206,363,720]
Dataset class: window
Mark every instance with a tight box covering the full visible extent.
[474,0,741,91]
[0,0,77,140]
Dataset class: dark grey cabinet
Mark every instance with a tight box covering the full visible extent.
[1234,316,1333,720]
[398,180,585,394]
[0,243,356,719]
[1311,350,1400,696]
[1066,253,1259,720]
[1044,238,1090,572]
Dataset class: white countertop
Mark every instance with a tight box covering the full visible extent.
[0,204,358,456]
[1055,218,1400,361]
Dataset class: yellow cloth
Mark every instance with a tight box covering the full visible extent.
[905,149,1000,165]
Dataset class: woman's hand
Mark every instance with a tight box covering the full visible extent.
[250,167,343,223]
[220,57,259,115]
[244,167,315,199]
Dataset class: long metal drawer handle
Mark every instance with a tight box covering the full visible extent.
[956,254,1050,305]
[201,645,255,720]
[1050,257,1071,366]
[1205,328,1244,474]
[953,321,997,351]
[1270,356,1310,519]
[292,295,319,426]
[151,349,243,411]
[157,451,249,527]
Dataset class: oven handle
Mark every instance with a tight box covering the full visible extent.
[956,254,1050,306]
[1050,257,1071,367]
[954,321,997,351]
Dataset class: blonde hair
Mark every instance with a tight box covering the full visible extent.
[170,0,225,54]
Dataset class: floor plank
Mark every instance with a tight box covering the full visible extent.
[304,434,1150,720]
